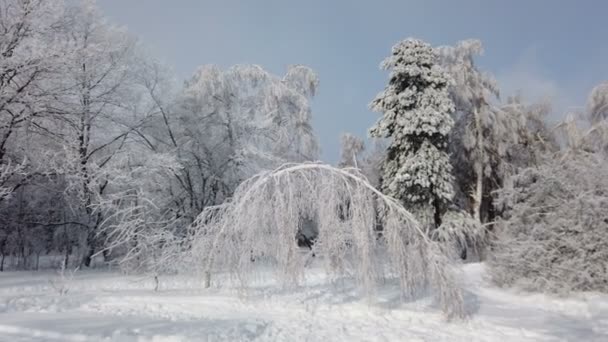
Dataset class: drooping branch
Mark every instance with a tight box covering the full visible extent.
[192,162,465,317]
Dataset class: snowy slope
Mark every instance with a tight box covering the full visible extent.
[0,263,606,341]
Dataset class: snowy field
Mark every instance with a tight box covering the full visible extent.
[0,263,606,342]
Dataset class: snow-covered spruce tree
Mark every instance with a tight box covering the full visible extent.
[370,39,455,229]
[193,163,465,318]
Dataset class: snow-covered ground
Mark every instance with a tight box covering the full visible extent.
[0,263,606,341]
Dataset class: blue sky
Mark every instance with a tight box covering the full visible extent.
[99,0,608,162]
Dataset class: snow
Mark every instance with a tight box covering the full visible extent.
[0,263,606,341]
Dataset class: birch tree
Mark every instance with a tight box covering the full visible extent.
[338,133,364,168]
[192,163,466,318]
[437,40,500,222]
[146,64,320,222]
[438,40,556,225]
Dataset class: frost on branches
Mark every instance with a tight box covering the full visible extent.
[490,151,608,293]
[436,40,500,223]
[338,133,365,168]
[193,163,465,318]
[175,64,320,208]
[338,133,386,189]
[588,82,608,124]
[370,38,455,228]
[434,210,485,260]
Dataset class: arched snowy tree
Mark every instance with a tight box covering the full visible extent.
[370,38,455,228]
[192,163,465,318]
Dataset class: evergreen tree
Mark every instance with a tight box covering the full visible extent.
[370,38,455,228]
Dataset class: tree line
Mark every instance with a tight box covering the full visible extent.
[0,0,319,269]
[1,0,607,298]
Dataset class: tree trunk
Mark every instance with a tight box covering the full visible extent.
[63,248,70,269]
[82,241,94,267]
[82,223,101,267]
[433,196,442,229]
[102,248,110,262]
[82,253,92,267]
[0,253,5,272]
[472,107,484,222]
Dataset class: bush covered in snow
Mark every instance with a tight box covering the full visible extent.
[434,210,486,260]
[489,152,608,293]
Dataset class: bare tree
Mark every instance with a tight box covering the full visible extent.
[46,0,141,266]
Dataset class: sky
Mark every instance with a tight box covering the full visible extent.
[98,0,608,162]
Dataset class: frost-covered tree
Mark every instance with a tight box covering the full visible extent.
[45,0,143,266]
[587,82,608,124]
[91,149,185,274]
[556,113,608,156]
[338,133,365,168]
[490,115,607,292]
[358,140,386,189]
[490,148,608,293]
[498,96,558,176]
[437,40,499,222]
[0,160,26,201]
[0,0,73,269]
[338,133,385,189]
[439,41,557,226]
[91,62,324,271]
[0,0,179,269]
[0,0,65,159]
[160,64,320,220]
[0,0,67,202]
[192,163,465,317]
[180,64,319,168]
[434,209,486,260]
[370,38,455,228]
